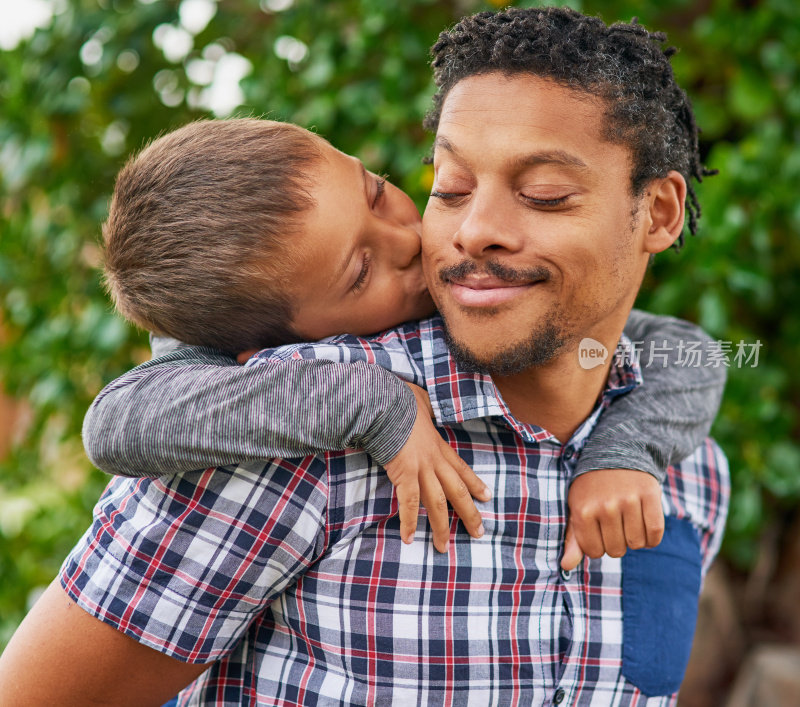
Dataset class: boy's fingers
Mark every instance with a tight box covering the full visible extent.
[441,443,491,502]
[642,493,665,547]
[435,462,484,540]
[621,505,647,550]
[598,513,627,558]
[419,471,451,553]
[561,521,584,571]
[571,511,604,559]
[395,481,420,545]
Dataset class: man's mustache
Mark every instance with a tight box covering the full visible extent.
[438,259,552,286]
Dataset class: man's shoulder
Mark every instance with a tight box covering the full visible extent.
[672,437,729,477]
[665,438,730,534]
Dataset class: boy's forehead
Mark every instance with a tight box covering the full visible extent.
[308,131,337,155]
[304,133,359,173]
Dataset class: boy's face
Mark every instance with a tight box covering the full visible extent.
[289,140,435,340]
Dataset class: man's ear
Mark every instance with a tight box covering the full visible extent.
[642,170,687,254]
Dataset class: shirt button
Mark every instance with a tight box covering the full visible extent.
[560,567,573,581]
[554,687,566,704]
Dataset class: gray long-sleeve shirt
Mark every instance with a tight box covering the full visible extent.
[82,309,726,482]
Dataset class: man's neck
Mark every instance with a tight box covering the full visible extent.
[491,337,618,444]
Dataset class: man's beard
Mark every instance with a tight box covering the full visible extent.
[442,312,566,377]
[436,259,566,376]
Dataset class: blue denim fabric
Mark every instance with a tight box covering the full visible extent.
[622,516,702,696]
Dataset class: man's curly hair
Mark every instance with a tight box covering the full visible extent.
[424,6,716,245]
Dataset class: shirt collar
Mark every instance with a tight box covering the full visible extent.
[417,315,642,445]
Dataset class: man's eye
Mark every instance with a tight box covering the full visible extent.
[522,195,570,207]
[430,190,467,201]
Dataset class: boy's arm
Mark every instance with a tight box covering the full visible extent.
[576,309,727,481]
[562,310,726,571]
[83,337,488,552]
[83,340,417,477]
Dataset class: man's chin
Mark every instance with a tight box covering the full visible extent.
[442,318,565,377]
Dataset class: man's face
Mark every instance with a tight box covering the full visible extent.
[422,73,654,375]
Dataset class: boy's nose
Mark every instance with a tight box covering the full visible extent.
[385,221,422,269]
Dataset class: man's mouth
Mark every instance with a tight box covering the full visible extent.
[437,260,551,308]
[447,274,545,308]
[450,278,535,307]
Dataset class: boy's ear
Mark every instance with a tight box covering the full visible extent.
[642,170,687,254]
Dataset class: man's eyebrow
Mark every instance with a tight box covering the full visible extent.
[512,150,588,170]
[433,135,457,155]
[434,136,588,170]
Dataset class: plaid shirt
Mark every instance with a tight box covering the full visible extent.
[61,315,729,706]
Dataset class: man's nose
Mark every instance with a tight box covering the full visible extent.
[452,194,525,258]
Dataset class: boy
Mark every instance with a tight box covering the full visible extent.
[83,118,725,565]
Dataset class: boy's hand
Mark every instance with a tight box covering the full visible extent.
[561,468,664,571]
[384,383,491,553]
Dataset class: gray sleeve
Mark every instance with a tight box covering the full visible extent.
[83,338,417,477]
[576,309,726,483]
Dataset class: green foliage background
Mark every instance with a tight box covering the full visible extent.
[1,0,798,648]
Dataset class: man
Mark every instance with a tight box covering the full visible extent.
[0,7,728,705]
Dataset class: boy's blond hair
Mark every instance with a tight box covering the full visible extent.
[103,118,321,353]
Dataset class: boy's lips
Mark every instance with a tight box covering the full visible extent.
[447,274,543,308]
